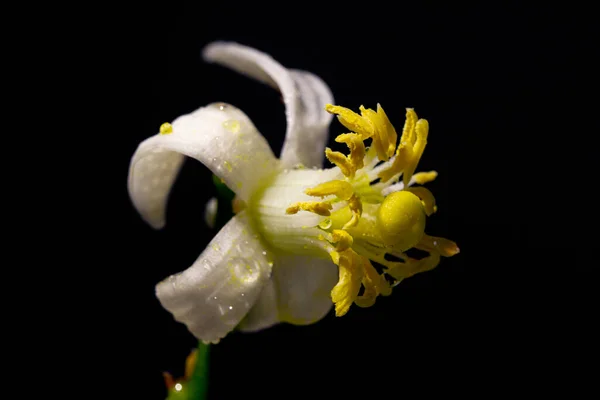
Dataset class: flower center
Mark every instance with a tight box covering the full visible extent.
[284,103,459,317]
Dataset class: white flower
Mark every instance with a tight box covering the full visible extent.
[128,41,459,344]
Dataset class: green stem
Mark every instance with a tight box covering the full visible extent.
[188,342,210,400]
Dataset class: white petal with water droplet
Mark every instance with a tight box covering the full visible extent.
[155,210,273,343]
[128,103,279,229]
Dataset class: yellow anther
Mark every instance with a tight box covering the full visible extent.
[406,186,437,216]
[159,122,173,135]
[377,104,398,158]
[330,248,364,316]
[411,170,438,185]
[305,180,354,200]
[344,194,363,229]
[400,108,418,146]
[332,229,353,251]
[418,234,460,257]
[335,133,366,172]
[286,201,333,216]
[325,148,354,177]
[325,104,375,138]
[402,119,428,187]
[359,106,389,161]
[376,191,426,251]
[355,259,392,308]
[378,109,429,186]
[385,252,441,281]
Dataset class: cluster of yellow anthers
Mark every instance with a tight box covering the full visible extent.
[287,104,459,317]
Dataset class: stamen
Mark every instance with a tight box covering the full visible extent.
[332,229,353,251]
[286,201,333,216]
[305,180,354,200]
[325,148,354,177]
[406,186,437,216]
[359,106,389,161]
[355,258,392,308]
[335,133,366,173]
[383,234,459,281]
[412,170,438,185]
[418,234,460,257]
[377,104,398,158]
[378,109,429,186]
[403,119,429,188]
[325,104,375,138]
[330,249,364,317]
[344,194,363,229]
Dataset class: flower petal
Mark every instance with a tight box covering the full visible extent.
[273,254,338,325]
[128,103,279,229]
[237,276,279,332]
[203,41,334,169]
[155,210,274,343]
[237,254,338,332]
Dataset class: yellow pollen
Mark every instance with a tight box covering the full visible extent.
[286,201,332,216]
[159,122,173,135]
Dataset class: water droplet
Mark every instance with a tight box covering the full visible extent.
[262,251,267,255]
[229,306,233,310]
[268,262,274,267]
[222,119,241,133]
[213,296,218,300]
[319,218,333,230]
[241,293,245,296]
[218,103,228,110]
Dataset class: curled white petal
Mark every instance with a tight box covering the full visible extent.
[128,102,279,229]
[155,210,273,343]
[238,253,338,331]
[203,41,334,169]
[272,254,337,325]
[237,275,279,332]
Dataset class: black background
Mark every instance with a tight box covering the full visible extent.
[97,3,594,398]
